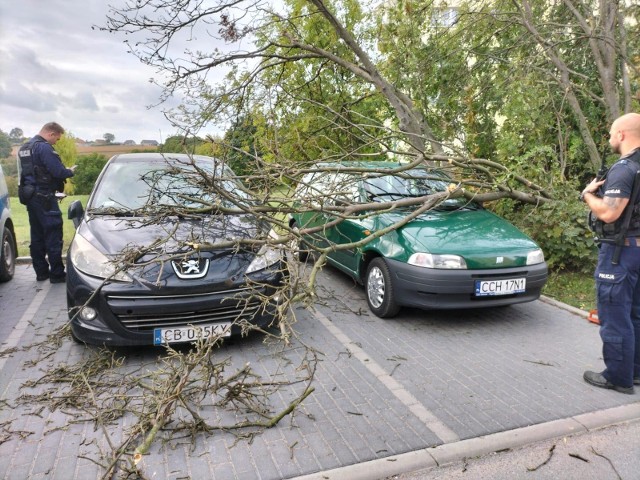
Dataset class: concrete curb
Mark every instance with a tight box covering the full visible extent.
[293,403,640,480]
[539,294,590,318]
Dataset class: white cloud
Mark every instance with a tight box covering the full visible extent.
[0,0,218,144]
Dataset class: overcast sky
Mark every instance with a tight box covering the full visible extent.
[0,1,202,144]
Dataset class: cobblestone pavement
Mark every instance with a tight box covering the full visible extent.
[1,263,639,479]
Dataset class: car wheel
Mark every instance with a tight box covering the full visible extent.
[290,223,309,262]
[70,328,84,344]
[365,257,400,318]
[0,227,16,282]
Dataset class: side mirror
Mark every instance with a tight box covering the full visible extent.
[68,200,84,229]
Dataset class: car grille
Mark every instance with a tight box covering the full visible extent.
[107,288,266,332]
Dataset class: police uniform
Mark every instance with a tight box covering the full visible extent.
[18,135,74,282]
[593,148,640,390]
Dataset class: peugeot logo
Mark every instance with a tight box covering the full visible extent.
[182,260,201,274]
[172,258,210,279]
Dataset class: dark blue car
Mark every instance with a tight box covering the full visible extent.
[0,165,17,282]
[66,153,288,346]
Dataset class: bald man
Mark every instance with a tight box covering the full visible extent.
[581,112,640,394]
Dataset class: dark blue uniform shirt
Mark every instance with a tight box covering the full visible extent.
[22,135,74,191]
[601,149,640,236]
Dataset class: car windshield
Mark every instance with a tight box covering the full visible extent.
[363,169,474,208]
[88,159,250,213]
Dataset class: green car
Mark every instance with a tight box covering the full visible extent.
[288,162,548,318]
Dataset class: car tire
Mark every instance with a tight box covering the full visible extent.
[0,227,16,282]
[365,257,400,318]
[70,328,84,344]
[291,223,309,262]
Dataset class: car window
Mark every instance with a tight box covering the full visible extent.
[331,173,361,203]
[295,171,339,206]
[362,169,474,209]
[89,160,249,212]
[296,166,475,210]
[296,170,362,205]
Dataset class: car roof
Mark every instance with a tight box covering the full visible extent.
[308,161,451,179]
[107,153,220,164]
[311,161,406,170]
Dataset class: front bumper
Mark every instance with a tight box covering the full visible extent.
[66,260,289,347]
[386,258,548,309]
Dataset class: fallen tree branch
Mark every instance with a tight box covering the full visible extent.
[527,444,556,471]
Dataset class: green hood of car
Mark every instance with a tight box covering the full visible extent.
[369,208,540,269]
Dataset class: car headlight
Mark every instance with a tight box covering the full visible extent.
[69,233,133,282]
[526,249,545,265]
[408,253,467,269]
[245,230,284,274]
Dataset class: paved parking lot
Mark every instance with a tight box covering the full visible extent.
[1,263,639,479]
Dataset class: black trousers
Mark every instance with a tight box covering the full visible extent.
[26,194,65,278]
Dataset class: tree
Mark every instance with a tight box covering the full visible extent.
[9,128,23,143]
[73,153,109,194]
[0,130,11,158]
[103,0,552,204]
[158,135,204,153]
[104,0,639,189]
[381,0,638,177]
[53,134,78,194]
[221,114,263,177]
[103,132,115,144]
[194,137,224,157]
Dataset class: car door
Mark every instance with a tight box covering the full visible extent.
[293,171,334,250]
[324,173,369,276]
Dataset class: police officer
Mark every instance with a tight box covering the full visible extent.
[581,112,640,394]
[18,122,76,283]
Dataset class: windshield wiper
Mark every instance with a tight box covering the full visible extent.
[89,207,140,217]
[435,203,480,211]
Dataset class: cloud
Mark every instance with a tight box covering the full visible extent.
[0,0,234,143]
[0,0,180,142]
[70,91,100,111]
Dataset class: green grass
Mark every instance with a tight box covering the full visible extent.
[542,270,595,311]
[10,195,89,258]
[9,194,596,311]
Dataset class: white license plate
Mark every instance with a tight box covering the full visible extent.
[153,323,232,345]
[475,278,526,296]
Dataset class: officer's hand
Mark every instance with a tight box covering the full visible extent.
[581,178,605,202]
[69,165,78,172]
[582,178,604,196]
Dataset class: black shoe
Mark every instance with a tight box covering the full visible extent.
[583,371,634,394]
[50,275,66,284]
[36,274,49,281]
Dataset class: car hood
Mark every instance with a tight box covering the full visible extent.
[372,208,540,269]
[79,213,266,255]
[75,213,272,287]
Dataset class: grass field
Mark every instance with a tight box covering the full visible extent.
[10,144,157,158]
[11,195,89,258]
[76,144,158,155]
